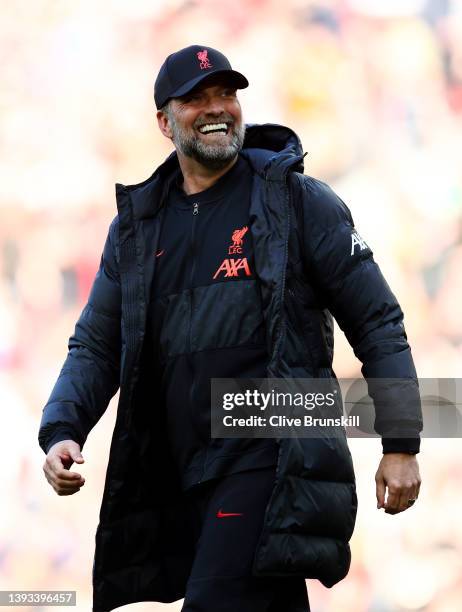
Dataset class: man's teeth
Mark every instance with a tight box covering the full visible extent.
[198,123,228,134]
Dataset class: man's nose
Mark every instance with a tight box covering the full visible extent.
[203,95,226,114]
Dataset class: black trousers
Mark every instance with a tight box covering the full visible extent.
[181,467,310,612]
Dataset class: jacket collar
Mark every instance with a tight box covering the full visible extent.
[115,123,306,221]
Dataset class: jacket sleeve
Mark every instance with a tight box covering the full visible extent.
[290,173,423,454]
[38,215,122,454]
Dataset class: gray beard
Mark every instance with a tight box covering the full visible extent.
[170,116,246,170]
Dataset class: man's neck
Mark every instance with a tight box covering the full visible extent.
[178,155,238,196]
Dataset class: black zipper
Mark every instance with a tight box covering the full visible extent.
[188,202,199,353]
[188,202,208,484]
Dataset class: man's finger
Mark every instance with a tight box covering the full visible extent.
[65,444,85,465]
[55,477,85,489]
[47,457,83,481]
[69,450,85,463]
[402,484,419,512]
[384,483,400,514]
[387,484,414,514]
[45,470,84,491]
[56,469,83,481]
[396,488,412,513]
[47,455,65,472]
[375,475,386,509]
[409,484,419,503]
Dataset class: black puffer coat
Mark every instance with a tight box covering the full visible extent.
[39,123,422,612]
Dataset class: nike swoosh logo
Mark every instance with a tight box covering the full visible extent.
[216,509,244,518]
[155,249,165,257]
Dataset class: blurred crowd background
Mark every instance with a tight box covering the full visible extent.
[1,0,461,610]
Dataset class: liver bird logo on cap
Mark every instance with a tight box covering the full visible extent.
[197,49,213,70]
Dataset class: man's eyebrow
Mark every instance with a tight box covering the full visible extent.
[175,93,197,105]
[180,90,202,99]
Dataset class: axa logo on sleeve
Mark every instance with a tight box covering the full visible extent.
[350,230,369,256]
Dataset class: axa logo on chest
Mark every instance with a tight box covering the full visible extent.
[213,225,252,279]
[213,258,251,279]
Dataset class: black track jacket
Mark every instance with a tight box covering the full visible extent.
[38,123,423,612]
[148,155,278,490]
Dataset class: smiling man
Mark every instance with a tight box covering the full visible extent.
[156,63,247,189]
[157,75,246,175]
[39,45,422,612]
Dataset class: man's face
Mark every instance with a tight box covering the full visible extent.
[160,75,246,170]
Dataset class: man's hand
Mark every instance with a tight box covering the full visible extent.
[43,440,85,496]
[375,453,421,514]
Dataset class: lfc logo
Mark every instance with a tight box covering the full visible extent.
[197,49,213,70]
[213,225,252,280]
[228,226,248,254]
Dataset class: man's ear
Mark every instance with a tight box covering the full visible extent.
[157,110,173,140]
